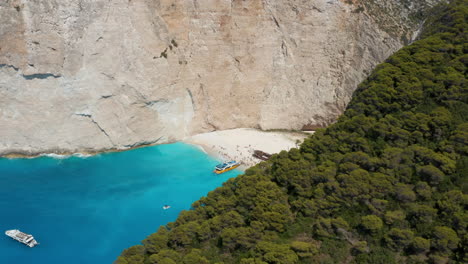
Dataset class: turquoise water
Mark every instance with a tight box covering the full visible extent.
[0,143,241,264]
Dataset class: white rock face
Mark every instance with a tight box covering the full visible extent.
[0,0,440,155]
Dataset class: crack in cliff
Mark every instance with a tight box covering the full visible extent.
[0,64,20,71]
[123,136,164,148]
[0,63,62,80]
[264,0,281,30]
[100,94,114,99]
[264,0,295,61]
[75,113,91,118]
[101,72,115,80]
[22,73,61,80]
[124,82,173,109]
[198,83,218,131]
[272,15,280,28]
[74,113,114,145]
[124,84,153,106]
[144,99,169,107]
[281,40,289,57]
[186,88,195,110]
[312,5,324,13]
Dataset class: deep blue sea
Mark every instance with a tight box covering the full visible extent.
[0,142,241,264]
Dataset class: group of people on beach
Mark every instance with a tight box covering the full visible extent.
[213,144,259,167]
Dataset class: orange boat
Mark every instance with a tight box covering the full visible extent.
[213,161,241,174]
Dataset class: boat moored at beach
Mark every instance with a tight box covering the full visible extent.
[214,161,240,174]
[253,150,272,161]
[5,229,39,247]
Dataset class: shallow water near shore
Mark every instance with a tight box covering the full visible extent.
[0,142,241,264]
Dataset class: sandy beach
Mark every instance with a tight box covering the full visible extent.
[184,128,312,169]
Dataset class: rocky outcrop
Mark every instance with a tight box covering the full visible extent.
[0,0,441,155]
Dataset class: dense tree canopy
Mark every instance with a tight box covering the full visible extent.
[116,1,467,263]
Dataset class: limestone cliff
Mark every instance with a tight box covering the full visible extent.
[0,0,441,155]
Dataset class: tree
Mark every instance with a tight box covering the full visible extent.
[182,249,209,264]
[142,227,169,254]
[118,245,146,264]
[147,249,181,264]
[451,123,468,154]
[168,222,200,247]
[418,165,445,185]
[352,241,369,254]
[361,215,384,232]
[255,241,299,264]
[114,257,128,264]
[384,210,406,225]
[240,258,268,264]
[353,247,397,264]
[395,184,416,202]
[432,226,460,252]
[411,237,431,253]
[290,241,319,258]
[407,203,437,225]
[385,228,414,250]
[221,227,259,250]
[414,182,432,199]
[436,190,466,218]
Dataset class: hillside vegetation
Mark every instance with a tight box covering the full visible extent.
[116,1,467,263]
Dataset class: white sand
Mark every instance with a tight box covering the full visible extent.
[184,128,311,168]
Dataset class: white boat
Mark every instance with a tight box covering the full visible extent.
[163,205,171,210]
[5,229,39,248]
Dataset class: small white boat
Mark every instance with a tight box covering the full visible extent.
[5,229,39,247]
[163,205,171,210]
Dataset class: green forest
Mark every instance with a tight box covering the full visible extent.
[116,1,467,263]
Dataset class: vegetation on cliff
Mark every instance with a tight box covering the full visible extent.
[116,1,467,263]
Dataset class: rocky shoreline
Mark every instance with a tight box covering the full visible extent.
[2,129,311,169]
[0,141,165,159]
